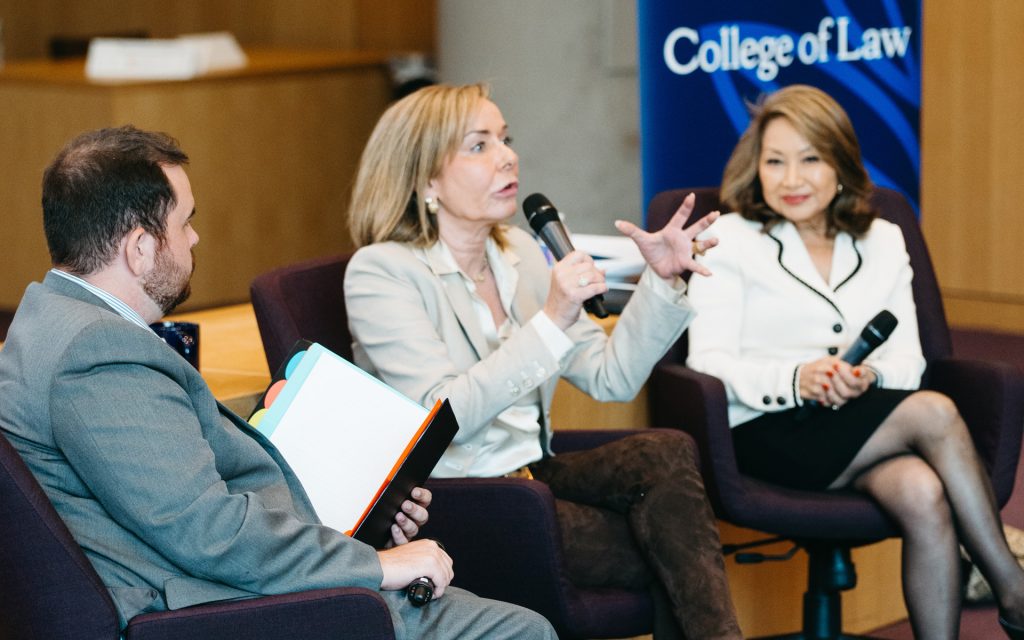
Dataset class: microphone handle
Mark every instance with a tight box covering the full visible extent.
[584,295,609,319]
[839,337,873,365]
[538,224,609,318]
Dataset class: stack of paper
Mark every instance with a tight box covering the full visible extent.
[571,234,646,282]
[86,32,247,81]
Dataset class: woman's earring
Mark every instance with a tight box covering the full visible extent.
[837,183,844,194]
[424,196,439,215]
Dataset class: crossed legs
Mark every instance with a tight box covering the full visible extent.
[828,390,1024,639]
[532,430,742,640]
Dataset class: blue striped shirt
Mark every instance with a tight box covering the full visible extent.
[48,269,153,332]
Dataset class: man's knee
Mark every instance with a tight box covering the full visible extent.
[407,587,556,640]
[470,597,557,639]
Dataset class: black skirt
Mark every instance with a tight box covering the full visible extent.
[731,387,915,491]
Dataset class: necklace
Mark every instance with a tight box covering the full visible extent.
[472,263,490,282]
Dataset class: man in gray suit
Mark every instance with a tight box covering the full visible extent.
[0,126,555,639]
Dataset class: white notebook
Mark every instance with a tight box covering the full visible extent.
[248,342,458,547]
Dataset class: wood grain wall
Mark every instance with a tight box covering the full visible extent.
[921,2,1024,332]
[0,0,434,60]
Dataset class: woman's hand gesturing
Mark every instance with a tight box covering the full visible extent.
[614,192,719,281]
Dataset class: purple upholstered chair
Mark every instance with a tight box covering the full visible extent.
[0,430,395,640]
[646,186,1024,639]
[250,255,657,639]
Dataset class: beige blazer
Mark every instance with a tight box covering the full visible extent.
[344,225,696,476]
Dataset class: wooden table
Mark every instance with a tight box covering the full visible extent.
[172,302,907,637]
[166,303,271,416]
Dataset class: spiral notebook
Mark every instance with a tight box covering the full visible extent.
[247,341,459,548]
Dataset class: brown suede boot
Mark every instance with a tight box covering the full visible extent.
[533,430,742,639]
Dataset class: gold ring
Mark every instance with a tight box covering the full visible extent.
[692,240,706,257]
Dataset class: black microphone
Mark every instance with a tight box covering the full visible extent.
[406,577,434,607]
[797,310,898,418]
[840,310,898,366]
[522,193,609,318]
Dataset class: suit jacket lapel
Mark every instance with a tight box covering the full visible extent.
[505,249,538,324]
[830,233,862,292]
[416,244,492,360]
[771,223,859,296]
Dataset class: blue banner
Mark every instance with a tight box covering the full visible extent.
[638,0,921,215]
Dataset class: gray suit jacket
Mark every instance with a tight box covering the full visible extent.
[344,226,696,476]
[0,273,382,626]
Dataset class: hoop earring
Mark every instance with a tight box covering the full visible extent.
[424,196,439,215]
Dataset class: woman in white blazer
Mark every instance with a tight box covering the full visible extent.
[344,83,742,639]
[685,84,1024,639]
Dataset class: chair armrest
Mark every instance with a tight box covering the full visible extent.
[648,362,739,513]
[421,477,574,631]
[551,429,648,454]
[124,587,393,640]
[648,362,897,539]
[926,357,1024,506]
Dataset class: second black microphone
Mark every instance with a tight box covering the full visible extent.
[522,193,609,318]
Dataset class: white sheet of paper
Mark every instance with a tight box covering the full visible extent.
[572,233,646,280]
[258,346,428,534]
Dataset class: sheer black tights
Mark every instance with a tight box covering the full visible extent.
[829,391,1024,639]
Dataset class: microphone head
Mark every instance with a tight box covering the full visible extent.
[523,193,556,232]
[861,310,898,347]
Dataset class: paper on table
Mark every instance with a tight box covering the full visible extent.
[85,32,247,81]
[572,234,645,281]
[253,344,429,535]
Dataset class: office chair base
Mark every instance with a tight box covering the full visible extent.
[747,545,885,640]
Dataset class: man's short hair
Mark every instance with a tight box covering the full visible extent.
[42,126,189,275]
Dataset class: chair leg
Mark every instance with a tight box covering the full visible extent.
[753,543,885,640]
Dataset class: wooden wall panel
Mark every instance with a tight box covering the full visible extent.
[921,2,1024,332]
[0,52,392,310]
[0,85,115,302]
[0,0,433,60]
[355,0,436,52]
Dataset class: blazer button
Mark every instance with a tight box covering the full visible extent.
[832,323,843,333]
[828,346,839,355]
[776,396,786,405]
[762,395,772,405]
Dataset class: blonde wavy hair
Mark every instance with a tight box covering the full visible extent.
[720,84,876,237]
[348,82,508,249]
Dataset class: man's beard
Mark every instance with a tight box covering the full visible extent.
[142,248,195,316]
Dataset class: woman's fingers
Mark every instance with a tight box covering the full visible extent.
[665,192,696,229]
